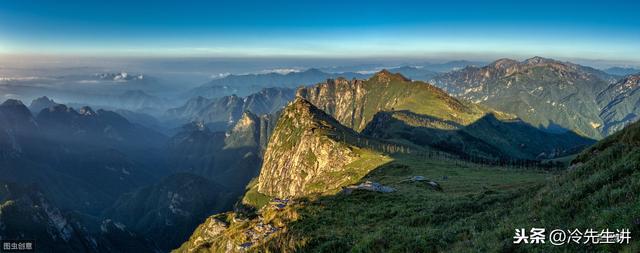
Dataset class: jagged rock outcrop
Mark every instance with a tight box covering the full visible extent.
[176,216,229,253]
[297,70,487,132]
[224,111,279,154]
[257,97,368,198]
[597,74,640,135]
[35,104,167,149]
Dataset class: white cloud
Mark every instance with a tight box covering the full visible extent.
[76,80,100,84]
[259,68,302,75]
[210,72,231,79]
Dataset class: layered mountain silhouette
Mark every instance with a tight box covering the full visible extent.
[187,68,369,98]
[432,57,620,138]
[166,87,294,131]
[4,57,640,253]
[177,67,640,253]
[297,70,593,160]
[28,96,59,113]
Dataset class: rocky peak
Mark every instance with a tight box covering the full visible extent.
[489,58,519,69]
[523,56,555,65]
[623,74,640,84]
[224,111,261,149]
[611,74,640,94]
[78,106,96,116]
[1,99,26,107]
[29,96,58,113]
[0,99,33,121]
[256,97,361,198]
[236,111,259,128]
[371,69,410,83]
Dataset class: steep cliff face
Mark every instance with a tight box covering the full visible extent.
[256,97,388,198]
[597,74,640,135]
[297,70,487,132]
[224,111,279,154]
[174,97,391,252]
[224,111,261,149]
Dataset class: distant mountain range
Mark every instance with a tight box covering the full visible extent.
[0,97,277,251]
[0,99,168,214]
[319,60,484,73]
[603,67,640,76]
[166,87,295,131]
[186,62,485,100]
[28,96,58,113]
[298,70,594,160]
[4,56,640,253]
[0,98,171,251]
[67,90,172,115]
[186,68,370,98]
[432,56,622,139]
[597,74,640,135]
[179,82,640,253]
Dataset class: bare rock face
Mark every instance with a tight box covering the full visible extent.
[181,216,229,253]
[257,97,361,198]
[598,74,640,135]
[297,77,370,130]
[224,111,261,149]
[224,111,279,155]
[297,70,485,132]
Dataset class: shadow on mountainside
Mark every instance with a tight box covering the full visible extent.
[362,110,595,161]
[255,120,640,253]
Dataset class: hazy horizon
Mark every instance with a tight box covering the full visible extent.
[1,1,639,64]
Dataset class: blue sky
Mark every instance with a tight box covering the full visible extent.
[0,0,639,62]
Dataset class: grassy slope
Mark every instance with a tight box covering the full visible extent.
[252,121,640,252]
[175,148,391,252]
[191,155,548,252]
[482,66,605,139]
[356,73,488,131]
[176,121,640,253]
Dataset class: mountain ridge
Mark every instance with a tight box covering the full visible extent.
[432,56,617,138]
[256,97,390,198]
